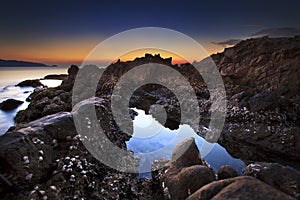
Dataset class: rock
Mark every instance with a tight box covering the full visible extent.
[16,79,44,88]
[186,176,296,200]
[217,165,238,180]
[248,92,289,112]
[59,65,79,92]
[0,99,23,111]
[14,89,71,123]
[171,137,203,168]
[162,138,215,200]
[43,74,68,80]
[243,162,300,198]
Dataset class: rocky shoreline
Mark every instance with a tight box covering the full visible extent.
[0,36,299,199]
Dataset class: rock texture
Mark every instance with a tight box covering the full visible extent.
[1,36,300,199]
[161,138,215,200]
[0,98,162,199]
[16,79,44,88]
[0,99,23,111]
[186,176,296,200]
[217,165,238,180]
[243,162,300,198]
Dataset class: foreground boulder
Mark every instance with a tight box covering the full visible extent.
[0,99,23,111]
[1,97,162,199]
[162,138,215,200]
[217,165,238,180]
[244,162,300,198]
[186,176,295,200]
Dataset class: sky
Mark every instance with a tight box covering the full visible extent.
[0,0,299,66]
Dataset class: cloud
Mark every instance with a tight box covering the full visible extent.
[211,39,242,47]
[250,27,300,38]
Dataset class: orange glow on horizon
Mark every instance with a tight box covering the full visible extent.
[0,37,225,66]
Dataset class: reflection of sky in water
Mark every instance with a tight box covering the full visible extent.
[126,108,245,177]
[0,68,64,135]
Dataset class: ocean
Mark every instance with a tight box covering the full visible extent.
[0,67,68,135]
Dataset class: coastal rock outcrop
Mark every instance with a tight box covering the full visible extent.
[16,79,44,88]
[1,97,162,199]
[0,99,23,111]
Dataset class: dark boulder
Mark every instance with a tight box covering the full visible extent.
[248,92,289,112]
[162,138,215,200]
[243,162,300,198]
[0,99,23,111]
[217,165,238,180]
[16,79,44,88]
[186,176,295,200]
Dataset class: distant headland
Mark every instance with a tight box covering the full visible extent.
[0,59,50,67]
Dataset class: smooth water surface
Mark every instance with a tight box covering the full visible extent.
[126,109,245,177]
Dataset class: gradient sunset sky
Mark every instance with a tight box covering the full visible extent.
[1,0,299,66]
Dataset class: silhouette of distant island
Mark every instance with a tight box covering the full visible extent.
[0,59,49,67]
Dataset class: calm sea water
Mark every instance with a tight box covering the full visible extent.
[127,109,245,177]
[0,67,68,135]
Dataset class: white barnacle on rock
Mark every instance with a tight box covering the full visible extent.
[38,150,44,155]
[23,156,30,164]
[70,174,76,182]
[39,190,45,195]
[25,173,33,181]
[65,156,70,160]
[52,139,58,145]
[50,185,57,191]
[66,168,73,173]
[38,156,43,162]
[164,187,171,199]
[61,165,67,171]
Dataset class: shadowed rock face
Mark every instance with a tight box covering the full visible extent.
[16,79,44,88]
[217,165,238,180]
[0,99,23,111]
[0,98,163,199]
[1,36,300,199]
[243,162,300,198]
[161,138,215,200]
[186,176,296,200]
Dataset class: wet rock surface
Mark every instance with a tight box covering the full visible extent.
[244,162,300,198]
[0,99,163,199]
[0,99,24,111]
[217,165,238,180]
[1,36,300,199]
[186,176,296,200]
[161,138,215,200]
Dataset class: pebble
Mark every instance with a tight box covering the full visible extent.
[25,173,33,181]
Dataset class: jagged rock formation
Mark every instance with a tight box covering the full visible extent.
[1,36,300,199]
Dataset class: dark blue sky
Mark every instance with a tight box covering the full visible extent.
[0,0,299,64]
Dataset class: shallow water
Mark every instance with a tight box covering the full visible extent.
[0,67,67,135]
[126,109,245,177]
